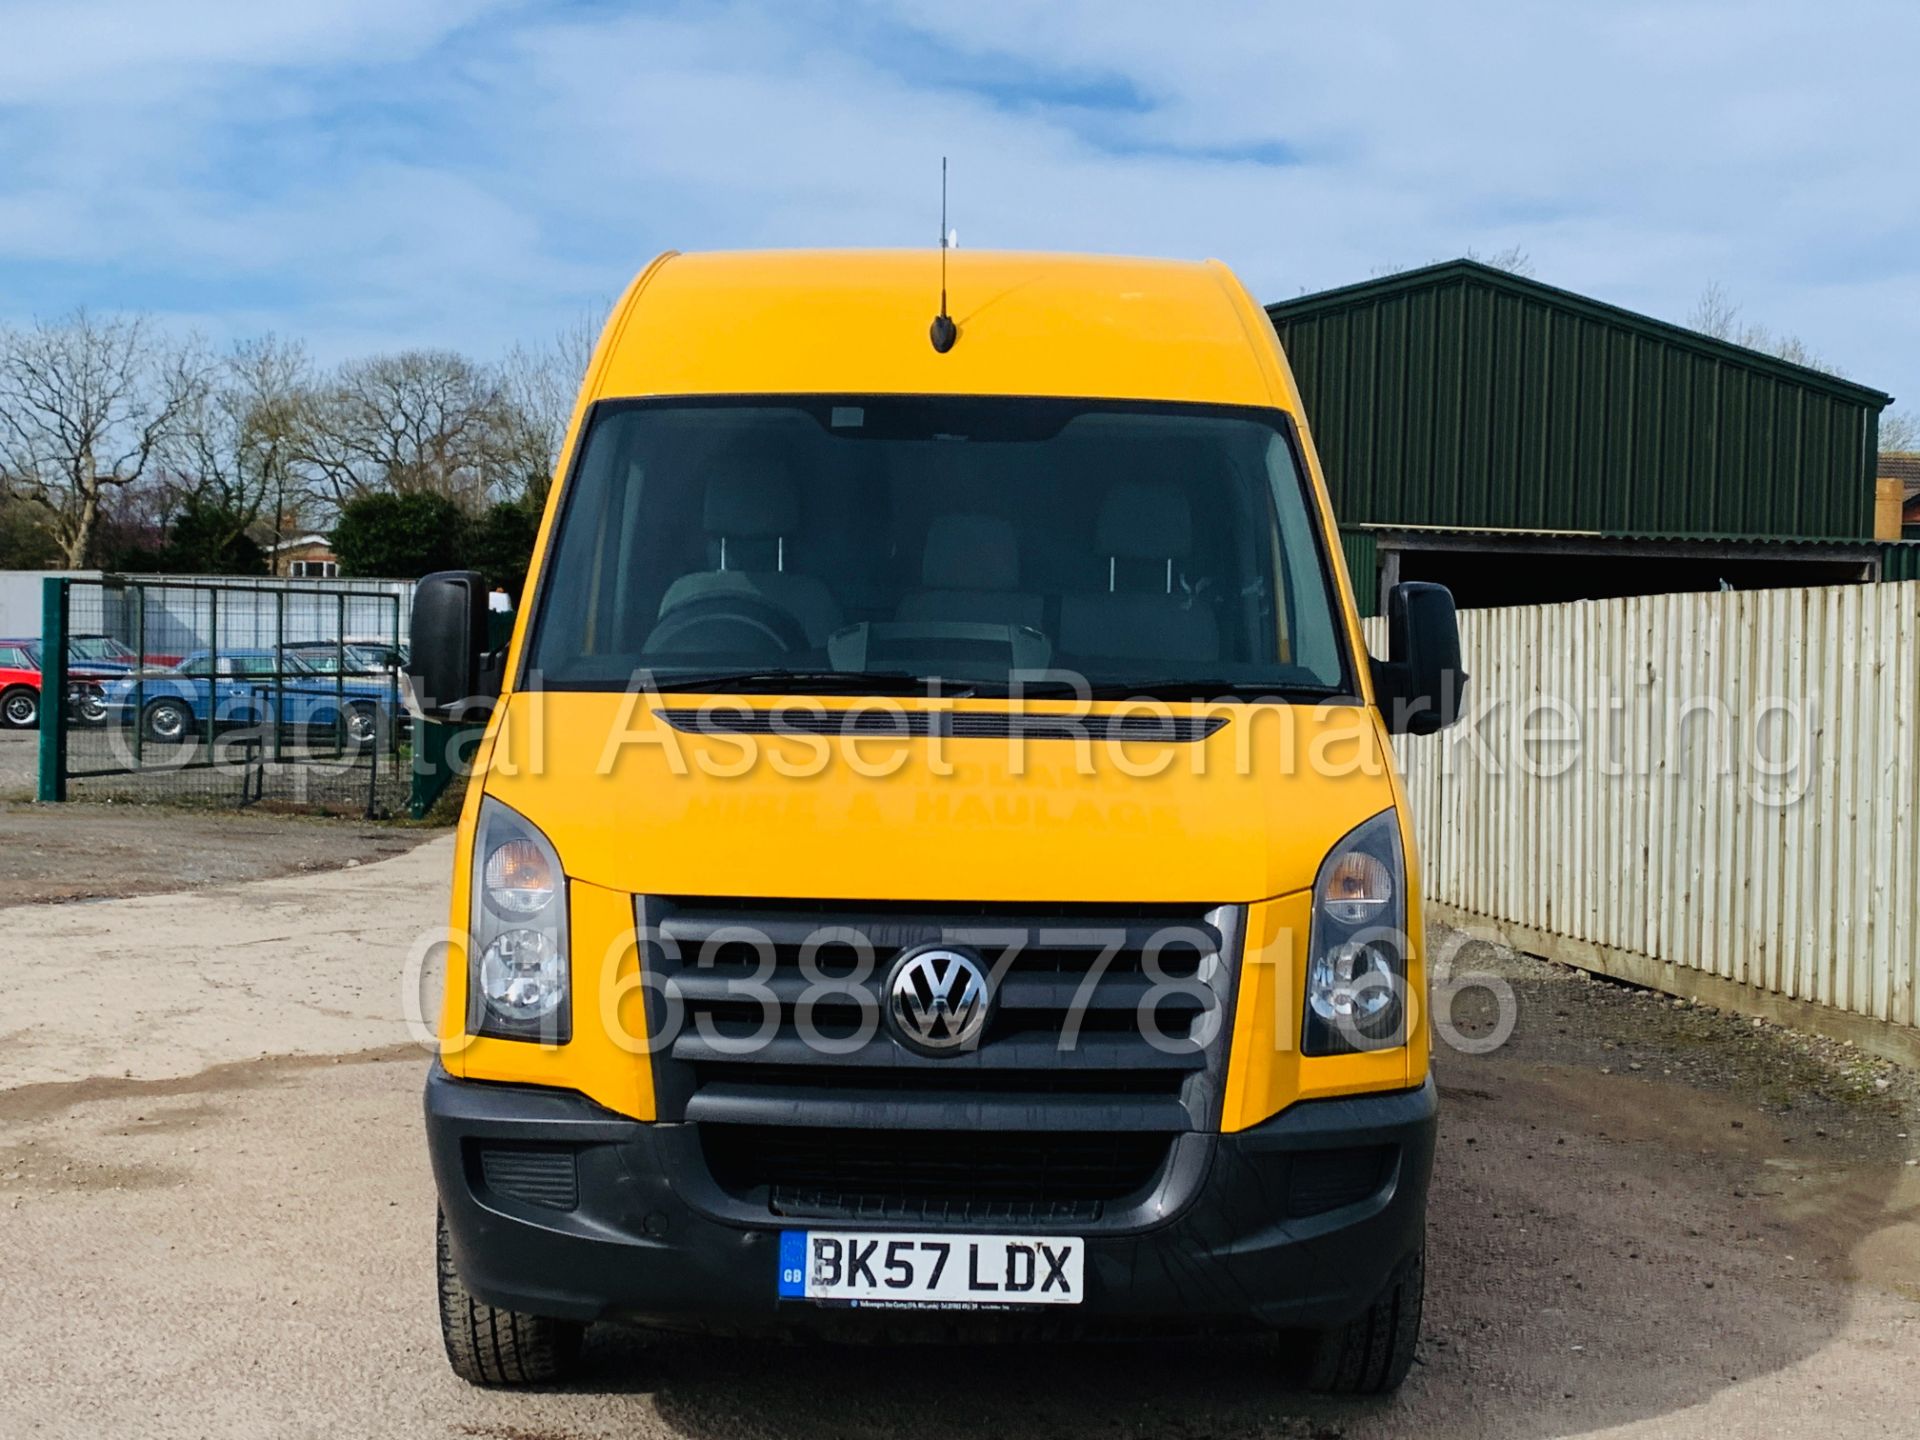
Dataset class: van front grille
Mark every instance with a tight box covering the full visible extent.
[640,896,1240,1137]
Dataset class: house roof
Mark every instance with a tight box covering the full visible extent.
[1268,259,1895,410]
[1880,452,1920,497]
[267,533,333,553]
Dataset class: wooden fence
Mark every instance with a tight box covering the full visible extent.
[1371,581,1920,1055]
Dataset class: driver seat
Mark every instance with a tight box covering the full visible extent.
[653,461,843,649]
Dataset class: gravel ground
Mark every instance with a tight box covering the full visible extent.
[0,715,432,906]
[0,728,36,799]
[3,831,1917,1438]
[0,797,430,906]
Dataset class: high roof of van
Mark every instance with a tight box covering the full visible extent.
[587,250,1297,410]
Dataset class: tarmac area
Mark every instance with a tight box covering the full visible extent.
[3,817,1918,1439]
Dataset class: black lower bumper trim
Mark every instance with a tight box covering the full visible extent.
[426,1065,1436,1333]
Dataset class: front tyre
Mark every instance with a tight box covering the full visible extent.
[142,697,193,744]
[72,683,107,725]
[0,685,36,730]
[436,1210,584,1387]
[344,700,380,747]
[1302,1247,1423,1395]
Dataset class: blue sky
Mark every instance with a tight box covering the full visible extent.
[2,0,1915,414]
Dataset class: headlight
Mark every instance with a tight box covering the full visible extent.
[483,838,558,915]
[469,797,570,1042]
[1304,809,1407,1056]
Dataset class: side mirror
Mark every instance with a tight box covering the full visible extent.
[1371,582,1467,736]
[406,570,498,722]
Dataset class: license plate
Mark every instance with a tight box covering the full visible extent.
[778,1230,1084,1307]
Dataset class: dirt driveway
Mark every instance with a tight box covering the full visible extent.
[0,730,430,905]
[3,820,1917,1439]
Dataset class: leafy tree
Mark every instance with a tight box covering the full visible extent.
[331,491,468,578]
[161,494,267,574]
[0,495,61,568]
[100,492,265,575]
[464,499,543,605]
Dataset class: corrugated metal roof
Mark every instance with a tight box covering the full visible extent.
[1883,541,1920,582]
[1267,261,1891,542]
[1358,523,1881,551]
[1271,261,1894,407]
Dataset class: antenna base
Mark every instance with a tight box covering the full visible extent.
[929,314,958,354]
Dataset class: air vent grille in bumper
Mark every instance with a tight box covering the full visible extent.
[1286,1145,1395,1217]
[474,1144,579,1212]
[700,1124,1173,1224]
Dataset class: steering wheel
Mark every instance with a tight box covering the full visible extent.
[645,593,810,657]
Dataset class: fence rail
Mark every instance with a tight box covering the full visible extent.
[1374,581,1920,1042]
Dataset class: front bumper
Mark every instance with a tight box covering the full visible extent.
[426,1065,1436,1334]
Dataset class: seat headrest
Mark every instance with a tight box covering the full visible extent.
[1096,481,1193,560]
[703,461,799,538]
[921,514,1020,592]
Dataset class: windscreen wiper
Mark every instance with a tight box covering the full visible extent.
[646,669,977,698]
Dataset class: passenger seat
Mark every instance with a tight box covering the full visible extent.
[1058,482,1219,664]
[894,514,1045,630]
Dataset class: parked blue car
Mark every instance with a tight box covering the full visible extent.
[101,648,400,746]
[66,634,141,674]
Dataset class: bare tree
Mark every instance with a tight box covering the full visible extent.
[1688,282,1841,377]
[1689,281,1741,342]
[1876,409,1917,454]
[164,334,315,552]
[296,349,529,514]
[1465,244,1535,278]
[0,311,207,566]
[1372,245,1536,281]
[225,336,313,547]
[497,311,600,505]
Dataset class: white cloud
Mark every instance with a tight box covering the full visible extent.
[0,0,1913,407]
[0,0,501,102]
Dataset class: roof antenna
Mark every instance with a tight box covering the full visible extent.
[929,157,958,353]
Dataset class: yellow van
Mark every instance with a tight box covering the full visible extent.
[411,249,1465,1394]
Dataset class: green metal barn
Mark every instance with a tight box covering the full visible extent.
[1266,260,1907,613]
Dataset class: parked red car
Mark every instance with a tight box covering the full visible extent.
[0,639,42,729]
[0,639,116,728]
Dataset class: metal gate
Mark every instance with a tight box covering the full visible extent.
[35,576,410,816]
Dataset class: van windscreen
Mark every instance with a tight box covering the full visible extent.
[526,396,1351,699]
